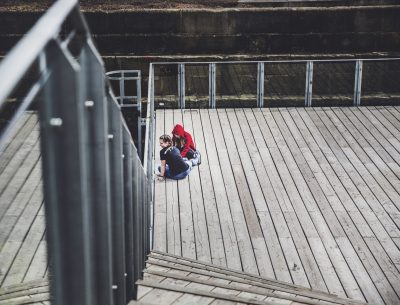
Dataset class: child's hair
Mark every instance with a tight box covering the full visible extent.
[159,134,172,144]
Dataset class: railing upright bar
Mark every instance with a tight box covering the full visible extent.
[305,61,313,107]
[178,64,185,109]
[108,97,126,305]
[257,62,265,108]
[39,41,94,305]
[122,127,134,301]
[80,40,114,305]
[137,73,142,159]
[354,60,363,106]
[209,63,216,108]
[119,72,124,106]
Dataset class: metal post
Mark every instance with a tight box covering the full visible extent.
[257,62,265,108]
[108,97,126,305]
[132,154,140,297]
[209,63,216,108]
[354,60,363,106]
[119,71,125,106]
[80,40,114,305]
[137,167,144,278]
[39,41,94,305]
[122,127,134,301]
[178,64,185,109]
[305,61,313,107]
[137,72,142,159]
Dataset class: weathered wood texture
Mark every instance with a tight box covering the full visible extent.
[0,112,48,289]
[153,106,400,305]
[136,250,367,305]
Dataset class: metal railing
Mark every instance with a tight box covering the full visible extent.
[151,59,400,109]
[0,1,154,305]
[106,70,144,159]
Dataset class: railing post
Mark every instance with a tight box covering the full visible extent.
[178,64,185,109]
[39,41,94,305]
[80,40,114,305]
[305,61,313,107]
[257,62,265,108]
[132,154,140,297]
[209,63,216,108]
[354,60,363,106]
[108,97,126,305]
[123,127,134,301]
[119,71,125,106]
[137,72,142,159]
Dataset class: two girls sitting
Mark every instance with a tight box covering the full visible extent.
[157,124,201,181]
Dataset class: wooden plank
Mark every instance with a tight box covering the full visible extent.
[171,293,214,305]
[254,111,326,290]
[340,107,400,192]
[306,108,397,305]
[173,109,196,260]
[359,107,400,159]
[216,108,274,278]
[154,110,167,252]
[0,140,41,221]
[190,110,226,267]
[3,206,46,286]
[230,109,292,283]
[164,110,181,256]
[181,110,211,263]
[326,108,400,212]
[139,287,183,304]
[23,240,47,283]
[0,124,39,196]
[287,108,380,301]
[0,162,42,250]
[280,107,400,297]
[207,110,258,275]
[0,113,33,174]
[199,109,242,271]
[263,108,332,293]
[301,108,400,237]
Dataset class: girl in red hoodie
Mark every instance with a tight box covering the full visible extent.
[172,124,201,166]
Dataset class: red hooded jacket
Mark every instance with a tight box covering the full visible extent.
[172,124,196,157]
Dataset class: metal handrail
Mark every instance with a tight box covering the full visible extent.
[0,1,153,305]
[0,0,87,107]
[150,58,400,109]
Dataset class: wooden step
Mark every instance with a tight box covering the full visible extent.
[0,279,49,305]
[145,251,366,305]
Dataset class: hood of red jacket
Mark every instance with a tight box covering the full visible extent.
[172,124,185,137]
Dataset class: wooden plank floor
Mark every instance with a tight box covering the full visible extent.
[153,106,400,305]
[0,112,48,289]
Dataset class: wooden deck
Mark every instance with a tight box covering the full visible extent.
[0,112,48,289]
[153,106,400,305]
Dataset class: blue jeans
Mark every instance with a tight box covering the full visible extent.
[159,161,192,180]
[183,151,201,166]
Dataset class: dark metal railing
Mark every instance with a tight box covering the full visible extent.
[0,1,154,305]
[151,59,400,109]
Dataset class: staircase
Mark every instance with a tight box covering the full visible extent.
[0,279,49,305]
[0,250,369,305]
[132,250,367,305]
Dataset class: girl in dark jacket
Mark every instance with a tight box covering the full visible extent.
[172,124,201,166]
[157,134,192,181]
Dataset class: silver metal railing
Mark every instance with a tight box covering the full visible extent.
[150,59,400,109]
[0,1,153,304]
[106,70,144,159]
